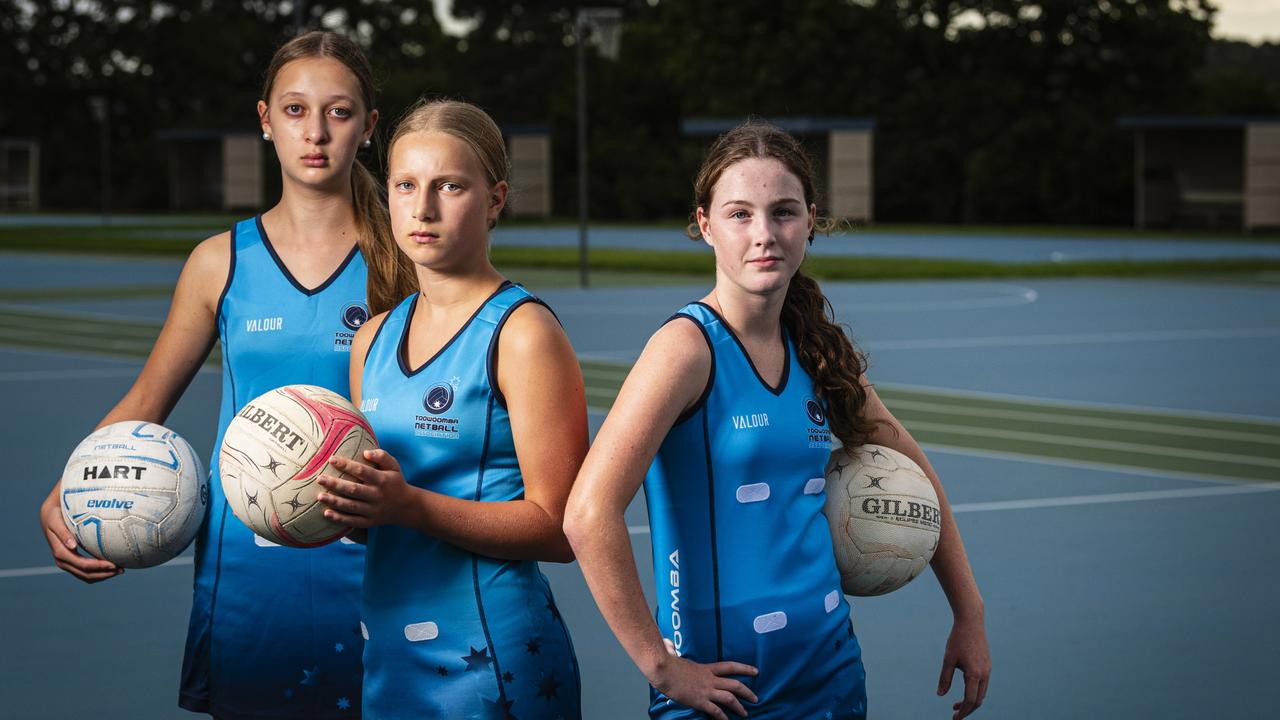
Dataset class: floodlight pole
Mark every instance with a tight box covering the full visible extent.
[575,14,590,289]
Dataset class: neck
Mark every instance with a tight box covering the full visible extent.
[413,258,506,313]
[705,278,787,344]
[264,174,358,248]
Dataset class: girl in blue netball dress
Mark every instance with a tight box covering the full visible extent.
[314,100,584,719]
[38,32,414,718]
[565,123,991,720]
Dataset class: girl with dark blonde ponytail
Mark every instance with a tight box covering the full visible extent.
[38,30,391,718]
[566,122,991,719]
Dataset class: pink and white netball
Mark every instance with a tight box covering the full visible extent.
[219,384,376,547]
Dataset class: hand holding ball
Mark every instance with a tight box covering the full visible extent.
[219,385,376,547]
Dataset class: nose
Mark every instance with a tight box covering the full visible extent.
[753,215,776,247]
[412,190,437,222]
[305,114,329,145]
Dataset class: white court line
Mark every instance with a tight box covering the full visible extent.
[828,285,1038,312]
[0,556,192,580]
[864,325,1280,351]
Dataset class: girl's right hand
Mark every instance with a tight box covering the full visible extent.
[650,655,759,720]
[39,483,121,583]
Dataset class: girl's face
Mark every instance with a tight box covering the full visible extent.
[257,56,376,191]
[696,157,815,299]
[386,130,507,273]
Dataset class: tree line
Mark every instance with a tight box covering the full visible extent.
[3,0,1278,225]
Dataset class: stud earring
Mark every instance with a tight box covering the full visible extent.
[262,132,271,141]
[362,138,372,148]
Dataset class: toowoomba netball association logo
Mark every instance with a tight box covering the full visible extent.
[423,383,455,415]
[341,302,370,331]
[805,398,827,426]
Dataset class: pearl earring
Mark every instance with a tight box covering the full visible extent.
[262,132,271,141]
[362,138,371,147]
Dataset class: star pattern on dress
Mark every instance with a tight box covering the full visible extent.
[335,642,345,653]
[545,599,561,622]
[481,696,517,720]
[436,665,450,676]
[300,666,319,685]
[462,645,494,672]
[525,638,542,655]
[337,697,351,710]
[450,375,462,389]
[536,672,561,701]
[503,671,514,684]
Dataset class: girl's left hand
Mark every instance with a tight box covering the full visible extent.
[316,449,416,528]
[938,613,991,719]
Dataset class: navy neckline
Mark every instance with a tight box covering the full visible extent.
[397,281,514,377]
[254,215,359,297]
[693,301,790,396]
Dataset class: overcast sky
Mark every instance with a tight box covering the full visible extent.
[1214,0,1280,42]
[430,0,1280,45]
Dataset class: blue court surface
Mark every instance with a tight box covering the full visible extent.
[2,244,1278,719]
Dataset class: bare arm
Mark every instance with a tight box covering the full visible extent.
[861,383,991,718]
[563,319,758,720]
[39,232,230,582]
[322,301,587,562]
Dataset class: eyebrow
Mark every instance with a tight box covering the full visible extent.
[719,197,805,208]
[277,91,358,104]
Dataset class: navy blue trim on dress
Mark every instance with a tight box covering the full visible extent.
[486,296,551,410]
[254,215,359,297]
[472,395,509,707]
[667,312,716,427]
[702,408,724,662]
[693,301,790,396]
[360,311,393,370]
[397,281,515,377]
[212,223,238,322]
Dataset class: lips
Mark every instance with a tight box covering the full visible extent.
[302,154,329,167]
[408,231,438,244]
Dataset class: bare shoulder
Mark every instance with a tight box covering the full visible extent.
[498,299,564,349]
[637,314,711,376]
[351,310,391,363]
[186,230,233,276]
[173,230,232,311]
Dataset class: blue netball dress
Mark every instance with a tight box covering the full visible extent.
[180,217,368,718]
[643,302,867,720]
[357,282,580,719]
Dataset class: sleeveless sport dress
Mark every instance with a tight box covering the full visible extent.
[356,282,580,719]
[643,302,867,720]
[180,217,367,718]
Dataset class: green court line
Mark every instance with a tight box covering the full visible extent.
[4,310,1277,483]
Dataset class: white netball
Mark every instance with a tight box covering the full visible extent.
[61,421,207,568]
[824,444,941,596]
[219,384,376,547]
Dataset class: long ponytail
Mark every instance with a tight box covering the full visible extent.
[780,270,878,448]
[351,162,416,313]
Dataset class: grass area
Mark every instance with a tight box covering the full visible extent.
[5,223,1280,281]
